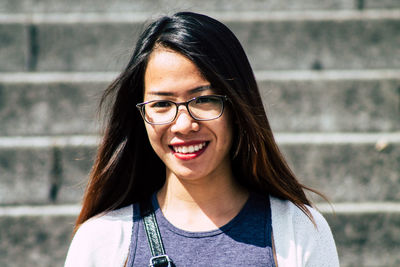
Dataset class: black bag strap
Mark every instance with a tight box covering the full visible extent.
[140,197,172,267]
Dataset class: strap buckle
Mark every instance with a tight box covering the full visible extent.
[149,254,172,267]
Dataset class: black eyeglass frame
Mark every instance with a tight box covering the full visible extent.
[136,95,229,125]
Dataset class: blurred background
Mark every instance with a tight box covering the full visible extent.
[0,0,399,266]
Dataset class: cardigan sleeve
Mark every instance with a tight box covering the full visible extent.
[64,205,133,267]
[301,205,340,267]
[270,196,339,267]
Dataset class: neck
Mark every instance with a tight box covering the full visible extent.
[157,170,249,231]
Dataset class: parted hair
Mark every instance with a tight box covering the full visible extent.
[74,12,319,232]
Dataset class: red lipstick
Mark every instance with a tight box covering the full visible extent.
[169,141,208,160]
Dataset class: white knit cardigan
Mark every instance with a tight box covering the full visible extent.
[64,196,339,267]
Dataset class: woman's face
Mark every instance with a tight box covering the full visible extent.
[142,48,233,182]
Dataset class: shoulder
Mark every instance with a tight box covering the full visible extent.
[64,205,133,267]
[270,195,328,231]
[75,204,133,242]
[269,196,339,267]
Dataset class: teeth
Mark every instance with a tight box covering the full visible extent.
[173,142,206,154]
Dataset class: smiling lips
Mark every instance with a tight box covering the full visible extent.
[170,141,208,160]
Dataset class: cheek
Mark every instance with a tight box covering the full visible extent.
[144,124,168,154]
[224,124,233,151]
[222,113,233,145]
[216,116,233,153]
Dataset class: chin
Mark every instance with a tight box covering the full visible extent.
[167,167,207,181]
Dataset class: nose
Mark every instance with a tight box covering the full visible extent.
[170,106,199,134]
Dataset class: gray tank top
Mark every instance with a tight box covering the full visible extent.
[127,193,275,266]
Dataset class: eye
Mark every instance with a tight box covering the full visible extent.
[149,101,172,108]
[195,96,219,104]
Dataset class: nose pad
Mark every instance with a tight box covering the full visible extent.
[171,106,198,133]
[175,108,193,125]
[176,104,192,119]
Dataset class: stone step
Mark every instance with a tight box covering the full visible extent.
[0,142,96,205]
[2,0,399,14]
[0,210,76,267]
[0,205,399,266]
[0,133,398,205]
[324,208,400,267]
[0,70,398,135]
[0,79,102,136]
[1,10,399,72]
[278,134,400,203]
[259,71,400,132]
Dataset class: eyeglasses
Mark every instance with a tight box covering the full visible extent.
[136,95,228,125]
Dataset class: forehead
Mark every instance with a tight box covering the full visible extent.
[144,48,210,98]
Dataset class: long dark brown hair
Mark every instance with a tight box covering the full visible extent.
[74,12,321,233]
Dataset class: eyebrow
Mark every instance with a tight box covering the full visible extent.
[146,85,212,96]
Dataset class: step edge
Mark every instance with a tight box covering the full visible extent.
[255,69,400,81]
[1,202,400,217]
[275,132,400,145]
[0,9,399,24]
[1,70,399,84]
[316,202,400,214]
[0,133,399,148]
[0,135,101,148]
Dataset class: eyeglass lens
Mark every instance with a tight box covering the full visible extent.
[143,95,224,124]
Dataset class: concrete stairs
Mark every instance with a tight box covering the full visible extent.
[0,1,399,266]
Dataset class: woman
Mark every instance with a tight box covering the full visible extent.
[65,12,339,266]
